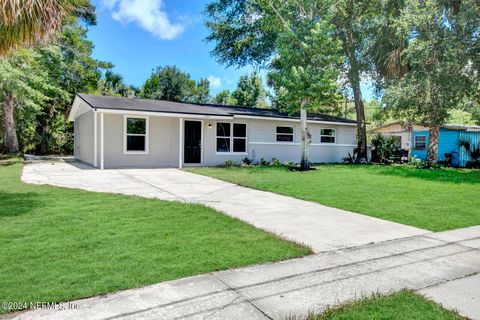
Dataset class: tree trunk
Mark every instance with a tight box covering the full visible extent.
[345,25,368,163]
[300,100,311,170]
[351,79,368,162]
[427,125,440,163]
[2,93,19,153]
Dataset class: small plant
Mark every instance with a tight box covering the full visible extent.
[285,160,296,166]
[408,157,442,169]
[342,152,356,164]
[224,160,236,167]
[242,157,252,166]
[258,158,270,166]
[271,158,281,166]
[371,134,399,164]
[458,137,480,169]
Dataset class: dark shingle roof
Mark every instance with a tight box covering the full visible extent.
[77,93,357,124]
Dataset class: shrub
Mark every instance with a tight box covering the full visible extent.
[242,157,252,166]
[371,134,399,164]
[408,157,442,169]
[342,152,356,164]
[458,137,480,168]
[224,160,236,167]
[258,158,270,166]
[271,158,281,166]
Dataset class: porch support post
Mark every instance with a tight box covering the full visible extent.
[93,110,98,168]
[179,117,183,168]
[100,112,104,170]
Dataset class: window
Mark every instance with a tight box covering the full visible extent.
[276,126,294,142]
[125,117,148,153]
[216,123,247,153]
[320,128,336,143]
[414,135,426,150]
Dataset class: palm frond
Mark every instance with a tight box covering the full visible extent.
[0,0,74,56]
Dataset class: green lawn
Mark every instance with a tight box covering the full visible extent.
[303,290,463,320]
[0,158,309,314]
[188,165,480,232]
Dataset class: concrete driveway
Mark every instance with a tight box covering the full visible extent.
[22,161,427,253]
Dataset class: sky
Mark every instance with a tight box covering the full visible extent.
[88,0,374,99]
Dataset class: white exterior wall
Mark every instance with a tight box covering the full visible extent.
[74,110,94,165]
[75,111,357,168]
[201,118,356,166]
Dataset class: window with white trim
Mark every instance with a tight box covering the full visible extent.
[216,123,247,153]
[125,117,148,152]
[320,128,336,143]
[276,126,294,142]
[414,135,426,150]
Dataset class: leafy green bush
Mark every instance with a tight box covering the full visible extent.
[242,157,252,166]
[258,158,270,166]
[458,137,480,169]
[371,134,399,164]
[224,160,236,167]
[271,158,281,166]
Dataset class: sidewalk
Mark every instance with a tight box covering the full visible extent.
[5,226,480,320]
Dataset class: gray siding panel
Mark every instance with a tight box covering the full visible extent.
[74,112,356,168]
[102,113,179,168]
[74,110,94,165]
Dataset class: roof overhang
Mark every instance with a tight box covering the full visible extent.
[233,114,358,126]
[68,94,357,126]
[68,95,92,122]
[95,108,234,120]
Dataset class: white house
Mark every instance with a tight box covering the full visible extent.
[68,94,358,169]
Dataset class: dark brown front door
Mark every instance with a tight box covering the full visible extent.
[184,121,202,164]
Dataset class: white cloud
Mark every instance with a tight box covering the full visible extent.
[102,0,185,40]
[207,76,222,89]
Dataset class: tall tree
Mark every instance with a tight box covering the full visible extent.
[268,14,342,169]
[0,49,59,153]
[329,0,381,161]
[232,72,267,107]
[1,0,110,154]
[98,70,128,97]
[140,66,194,102]
[379,0,476,163]
[208,0,341,169]
[185,78,211,104]
[212,89,236,105]
[205,0,374,162]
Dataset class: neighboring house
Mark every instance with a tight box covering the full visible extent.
[411,125,480,167]
[371,121,427,152]
[68,94,358,169]
[372,122,480,166]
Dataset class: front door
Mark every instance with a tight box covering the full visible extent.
[184,120,202,164]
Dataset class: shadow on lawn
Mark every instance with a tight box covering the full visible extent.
[0,192,43,217]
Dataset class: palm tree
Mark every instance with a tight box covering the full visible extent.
[0,0,73,55]
[458,137,480,168]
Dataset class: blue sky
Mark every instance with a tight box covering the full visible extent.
[88,0,374,99]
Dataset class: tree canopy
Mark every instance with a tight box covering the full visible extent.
[139,66,211,104]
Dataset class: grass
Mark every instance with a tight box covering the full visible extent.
[187,165,480,232]
[300,290,464,320]
[0,157,309,314]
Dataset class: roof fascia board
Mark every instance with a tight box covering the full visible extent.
[95,108,233,120]
[233,114,357,126]
[68,95,92,122]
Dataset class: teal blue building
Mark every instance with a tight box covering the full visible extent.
[411,125,480,167]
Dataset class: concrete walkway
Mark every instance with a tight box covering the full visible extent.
[21,162,427,253]
[5,226,480,320]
